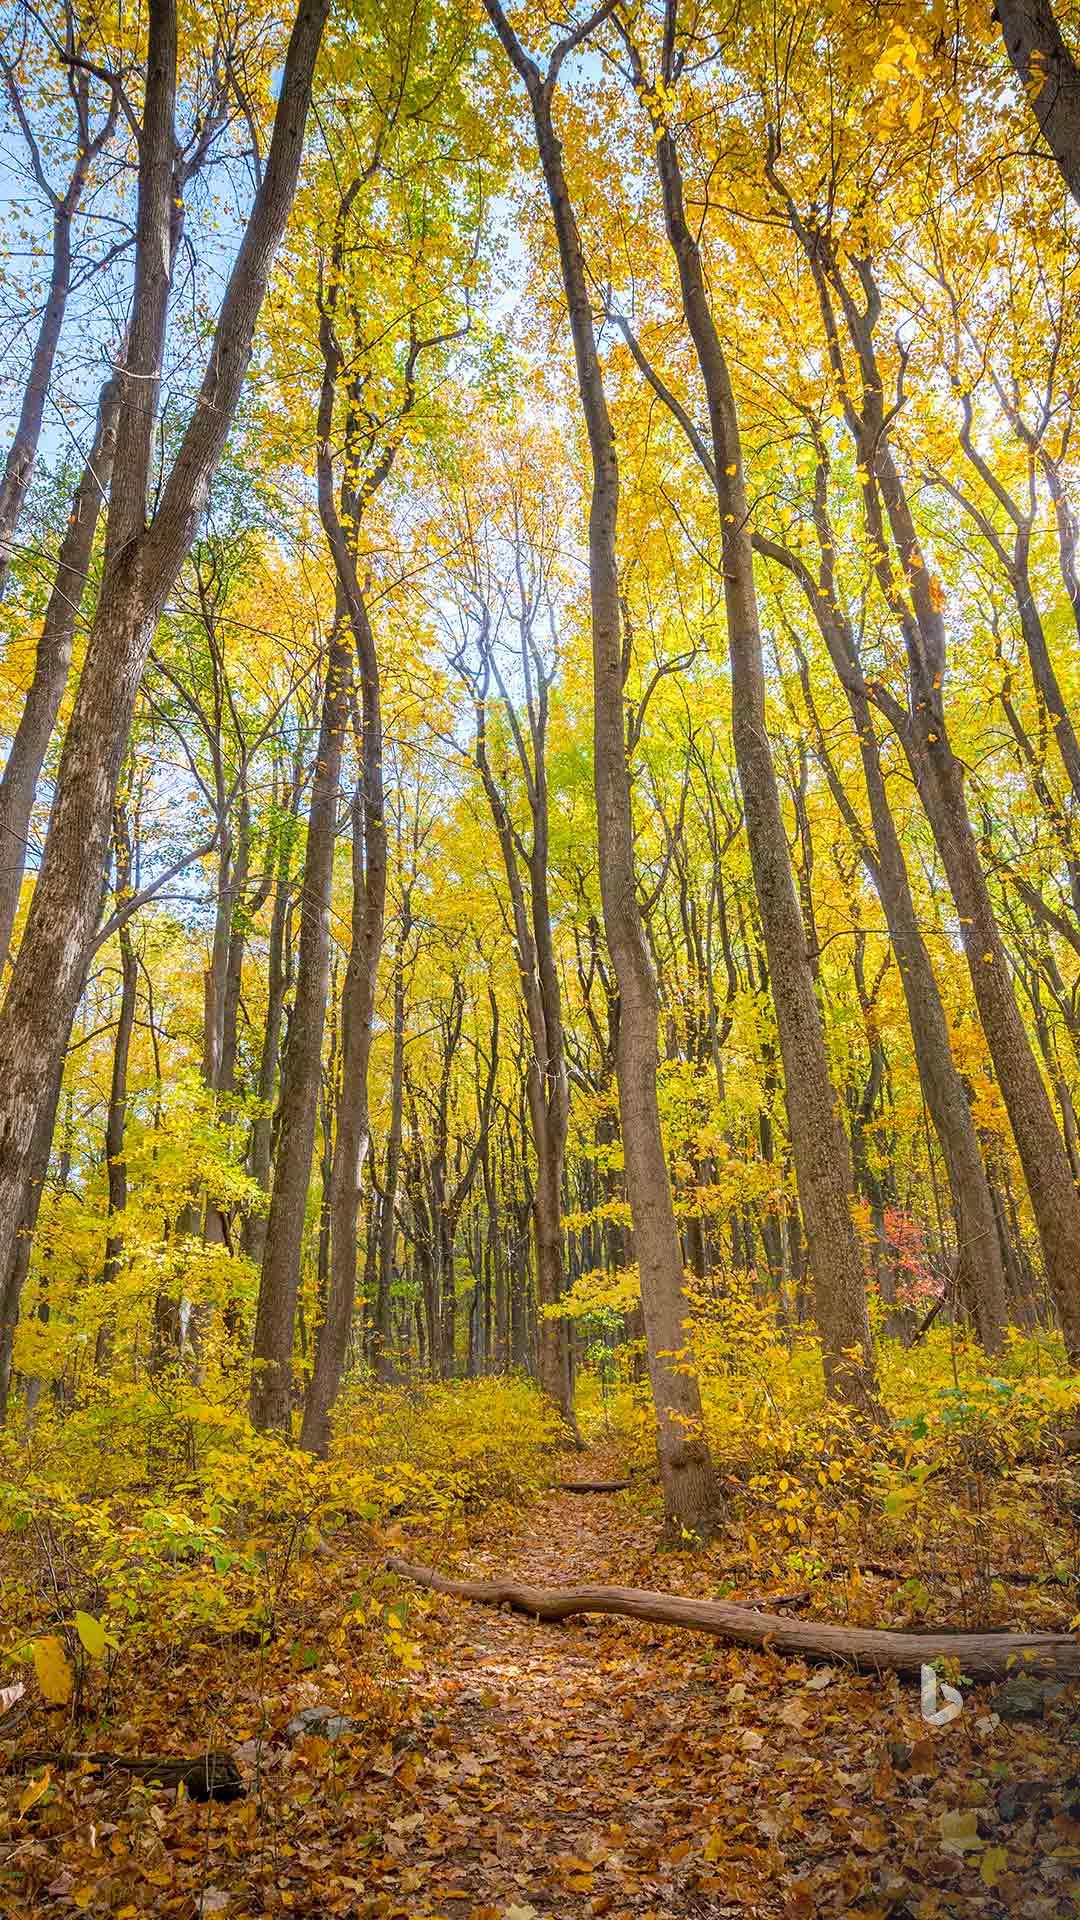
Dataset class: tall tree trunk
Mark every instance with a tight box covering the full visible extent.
[469,655,575,1425]
[0,64,118,597]
[772,173,1080,1363]
[301,342,389,1450]
[374,945,406,1381]
[773,574,1009,1352]
[245,751,304,1263]
[251,600,350,1432]
[95,796,138,1370]
[915,748,1080,1357]
[0,0,330,1352]
[0,371,122,967]
[481,0,719,1530]
[638,43,876,1409]
[301,727,387,1452]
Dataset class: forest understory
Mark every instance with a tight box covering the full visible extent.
[3,1384,1080,1920]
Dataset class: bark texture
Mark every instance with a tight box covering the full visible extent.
[996,0,1080,206]
[0,370,122,966]
[388,1557,1080,1681]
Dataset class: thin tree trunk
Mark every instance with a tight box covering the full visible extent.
[0,0,330,1349]
[637,43,876,1408]
[0,371,122,966]
[245,751,304,1262]
[301,341,389,1450]
[374,946,406,1381]
[251,599,350,1433]
[0,61,118,596]
[95,797,138,1370]
[771,174,1080,1363]
[482,0,719,1532]
[777,590,1008,1352]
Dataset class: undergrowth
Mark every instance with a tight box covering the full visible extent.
[0,1376,560,1735]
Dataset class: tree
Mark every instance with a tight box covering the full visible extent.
[997,0,1080,206]
[0,0,330,1400]
[481,0,720,1532]
[617,3,877,1412]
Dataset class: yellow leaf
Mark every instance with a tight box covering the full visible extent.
[32,1635,72,1707]
[74,1611,107,1659]
[18,1767,51,1816]
[938,1807,983,1852]
[981,1846,1008,1887]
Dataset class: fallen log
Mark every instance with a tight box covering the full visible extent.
[9,1749,244,1801]
[386,1557,1080,1682]
[555,1479,633,1494]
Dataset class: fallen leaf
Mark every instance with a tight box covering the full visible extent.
[981,1846,1008,1887]
[0,1680,26,1715]
[938,1808,983,1853]
[18,1768,51,1816]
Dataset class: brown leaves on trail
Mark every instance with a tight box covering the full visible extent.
[3,1455,1080,1919]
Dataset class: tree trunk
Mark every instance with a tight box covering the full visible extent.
[96,798,138,1370]
[388,1557,1080,1681]
[244,752,304,1263]
[0,74,118,597]
[374,948,406,1380]
[775,179,1080,1364]
[996,0,1080,208]
[301,340,390,1449]
[0,0,330,1347]
[915,746,1080,1359]
[481,0,719,1532]
[251,602,350,1433]
[646,82,876,1410]
[781,598,1008,1352]
[0,371,122,967]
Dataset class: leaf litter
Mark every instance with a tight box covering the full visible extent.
[3,1450,1080,1919]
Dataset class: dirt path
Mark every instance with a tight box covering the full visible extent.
[6,1450,1079,1916]
[348,1454,1080,1920]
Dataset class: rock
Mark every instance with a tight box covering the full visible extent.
[284,1705,360,1742]
[991,1675,1064,1721]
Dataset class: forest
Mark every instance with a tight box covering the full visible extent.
[2,0,1080,1912]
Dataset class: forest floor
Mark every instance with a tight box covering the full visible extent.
[3,1444,1080,1919]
